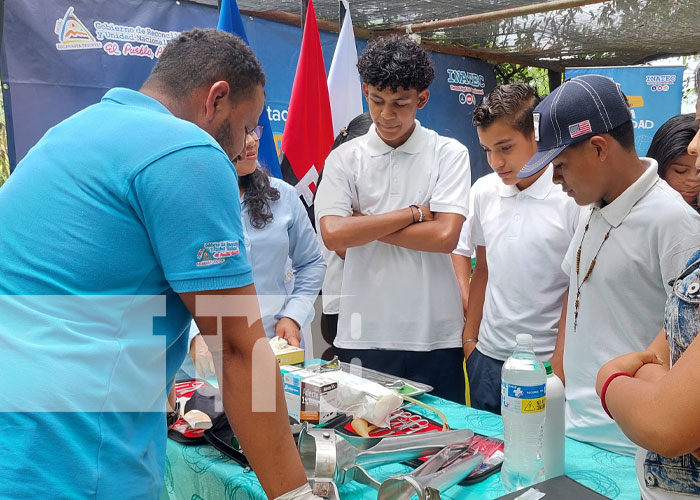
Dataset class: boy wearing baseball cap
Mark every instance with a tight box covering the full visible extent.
[520,74,700,455]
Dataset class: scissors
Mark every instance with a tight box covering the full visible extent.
[389,411,414,424]
[393,415,429,431]
[403,420,430,434]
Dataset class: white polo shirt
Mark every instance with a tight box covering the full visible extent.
[317,233,343,315]
[469,166,579,361]
[315,120,471,350]
[453,189,477,259]
[562,158,700,456]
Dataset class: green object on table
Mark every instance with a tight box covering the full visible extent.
[396,383,419,396]
[162,394,639,500]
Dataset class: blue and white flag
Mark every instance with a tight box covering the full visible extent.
[326,0,363,138]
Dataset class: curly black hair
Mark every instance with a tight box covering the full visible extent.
[357,35,435,92]
[472,83,540,136]
[240,165,280,229]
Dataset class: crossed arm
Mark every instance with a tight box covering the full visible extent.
[319,206,465,254]
[596,328,700,458]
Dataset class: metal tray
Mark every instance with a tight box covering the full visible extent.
[304,359,433,397]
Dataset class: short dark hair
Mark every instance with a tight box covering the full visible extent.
[357,35,434,92]
[145,29,265,101]
[646,114,698,178]
[331,112,373,150]
[606,120,636,151]
[472,83,540,136]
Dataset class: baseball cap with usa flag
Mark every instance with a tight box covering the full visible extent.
[518,74,633,178]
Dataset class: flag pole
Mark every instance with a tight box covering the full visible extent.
[301,0,309,31]
[339,0,346,29]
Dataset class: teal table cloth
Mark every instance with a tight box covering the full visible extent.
[162,395,638,499]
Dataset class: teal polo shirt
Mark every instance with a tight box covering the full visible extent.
[0,88,252,499]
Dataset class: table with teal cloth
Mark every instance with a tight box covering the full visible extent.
[162,394,639,500]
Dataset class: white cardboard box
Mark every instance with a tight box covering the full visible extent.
[300,375,338,424]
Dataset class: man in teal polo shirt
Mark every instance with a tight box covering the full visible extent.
[0,29,313,499]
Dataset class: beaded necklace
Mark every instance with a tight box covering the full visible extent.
[574,210,613,332]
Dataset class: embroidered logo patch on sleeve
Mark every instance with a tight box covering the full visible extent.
[196,240,239,267]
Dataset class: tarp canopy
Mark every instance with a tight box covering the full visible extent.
[195,0,699,71]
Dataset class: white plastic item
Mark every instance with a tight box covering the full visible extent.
[501,334,546,493]
[318,369,403,427]
[542,361,565,479]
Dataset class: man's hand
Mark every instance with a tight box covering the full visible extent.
[190,333,216,379]
[276,317,301,347]
[596,350,663,395]
[274,483,324,500]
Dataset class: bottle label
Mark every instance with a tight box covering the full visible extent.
[501,382,546,413]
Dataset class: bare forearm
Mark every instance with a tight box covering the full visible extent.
[634,362,668,382]
[604,377,660,450]
[380,219,461,253]
[602,353,696,456]
[463,259,486,342]
[602,376,694,457]
[550,291,568,384]
[602,335,700,458]
[381,212,465,253]
[646,329,670,369]
[179,288,307,498]
[220,328,307,497]
[320,209,413,251]
[451,254,471,315]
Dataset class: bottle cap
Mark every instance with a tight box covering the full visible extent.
[543,361,553,375]
[515,333,532,344]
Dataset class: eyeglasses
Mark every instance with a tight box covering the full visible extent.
[247,125,263,141]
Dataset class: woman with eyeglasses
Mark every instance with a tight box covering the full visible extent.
[188,126,326,377]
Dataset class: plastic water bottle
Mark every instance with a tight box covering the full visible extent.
[500,334,546,492]
[542,361,565,479]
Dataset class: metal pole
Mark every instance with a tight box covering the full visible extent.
[405,0,611,33]
[339,0,346,32]
[301,0,309,31]
[0,0,5,51]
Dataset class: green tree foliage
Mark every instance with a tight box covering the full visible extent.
[494,63,551,96]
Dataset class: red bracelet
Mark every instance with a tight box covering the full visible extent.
[600,371,632,419]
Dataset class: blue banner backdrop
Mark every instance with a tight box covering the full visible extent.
[2,0,494,180]
[565,66,684,157]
